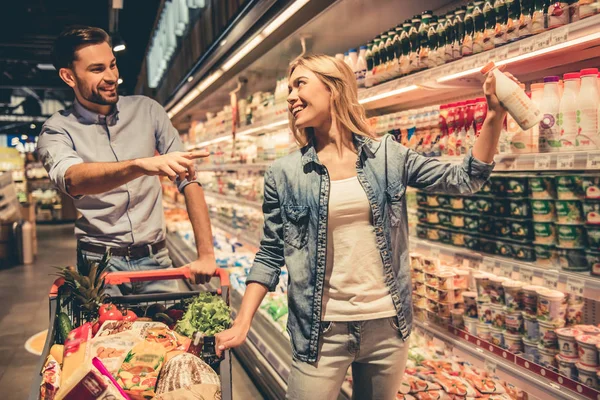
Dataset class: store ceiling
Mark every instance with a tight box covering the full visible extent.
[0,0,160,113]
[171,0,461,131]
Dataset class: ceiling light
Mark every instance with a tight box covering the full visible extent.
[262,0,310,36]
[220,39,228,47]
[30,124,36,129]
[222,36,264,72]
[112,32,126,53]
[117,78,123,84]
[187,76,194,82]
[36,64,55,71]
[237,119,288,137]
[359,85,420,104]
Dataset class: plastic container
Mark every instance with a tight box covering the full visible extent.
[474,273,493,302]
[439,288,455,303]
[524,313,540,341]
[575,68,600,150]
[439,302,453,318]
[534,244,558,268]
[558,247,589,272]
[586,225,600,250]
[438,271,455,290]
[509,198,531,218]
[504,332,524,353]
[413,268,426,283]
[489,276,508,304]
[491,303,506,330]
[531,200,556,222]
[575,325,600,335]
[453,270,469,289]
[583,175,600,199]
[463,291,478,318]
[523,285,544,316]
[557,72,581,150]
[490,327,505,348]
[451,308,465,328]
[556,224,586,249]
[426,273,439,287]
[556,354,579,380]
[503,280,524,310]
[555,200,584,224]
[481,61,543,130]
[587,251,600,277]
[438,211,452,226]
[539,76,562,152]
[583,200,600,225]
[556,327,582,359]
[454,288,464,303]
[556,175,585,200]
[478,301,493,324]
[577,362,599,390]
[426,285,439,301]
[576,335,600,367]
[566,302,585,326]
[506,176,529,197]
[523,338,540,363]
[533,222,556,245]
[415,281,426,296]
[505,310,524,334]
[464,316,479,335]
[477,321,492,341]
[529,175,556,199]
[538,346,559,368]
[539,319,565,349]
[536,288,565,323]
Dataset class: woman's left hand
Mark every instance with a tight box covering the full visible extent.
[483,66,519,117]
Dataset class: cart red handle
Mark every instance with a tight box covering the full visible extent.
[50,267,229,297]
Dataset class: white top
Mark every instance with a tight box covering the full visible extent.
[322,176,397,321]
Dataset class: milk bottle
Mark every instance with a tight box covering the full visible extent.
[539,76,562,152]
[356,47,367,88]
[576,68,600,150]
[557,73,580,151]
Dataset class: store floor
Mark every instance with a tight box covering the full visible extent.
[0,224,264,400]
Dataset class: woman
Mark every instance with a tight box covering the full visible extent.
[216,54,508,399]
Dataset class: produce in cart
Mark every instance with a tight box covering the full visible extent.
[176,292,232,337]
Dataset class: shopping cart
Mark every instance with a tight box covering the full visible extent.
[29,267,232,400]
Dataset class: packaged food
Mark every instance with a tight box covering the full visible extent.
[451,309,464,329]
[566,302,585,326]
[417,192,428,207]
[96,320,169,338]
[583,175,600,199]
[490,327,505,348]
[464,215,479,231]
[410,253,423,269]
[557,247,589,272]
[476,198,493,214]
[426,285,440,302]
[474,273,492,302]
[533,221,557,245]
[496,241,514,258]
[493,219,511,237]
[155,353,220,395]
[509,198,531,218]
[450,196,465,210]
[438,211,451,226]
[438,288,455,304]
[489,276,507,304]
[417,225,427,239]
[417,209,428,223]
[437,195,450,208]
[576,335,600,367]
[464,234,480,250]
[522,285,544,316]
[583,200,600,224]
[536,288,565,324]
[510,220,533,239]
[539,319,565,349]
[556,224,586,248]
[153,384,221,400]
[117,341,167,398]
[515,245,536,261]
[479,217,495,235]
[538,346,559,368]
[439,229,452,244]
[555,200,584,224]
[464,316,479,335]
[427,210,441,224]
[530,199,556,222]
[534,244,558,268]
[58,357,128,400]
[425,273,439,287]
[450,213,465,228]
[529,175,556,199]
[88,333,142,377]
[438,302,452,318]
[463,292,478,318]
[556,175,584,200]
[490,303,506,330]
[450,231,465,246]
[427,227,440,241]
[556,354,578,380]
[482,178,497,195]
[427,194,442,207]
[479,238,497,255]
[437,271,455,290]
[555,328,582,359]
[476,322,491,341]
[575,325,600,335]
[504,332,523,353]
[413,269,425,284]
[414,281,426,296]
[524,313,540,341]
[422,257,439,272]
[577,363,599,389]
[493,199,509,216]
[586,225,600,250]
[586,251,600,276]
[490,176,507,195]
[503,280,523,311]
[477,301,493,324]
[505,176,529,197]
[523,337,540,363]
[414,293,427,308]
[505,310,524,334]
[62,322,93,385]
[40,355,60,400]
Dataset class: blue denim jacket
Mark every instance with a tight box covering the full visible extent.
[246,134,495,362]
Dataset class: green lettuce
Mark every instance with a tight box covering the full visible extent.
[176,292,232,337]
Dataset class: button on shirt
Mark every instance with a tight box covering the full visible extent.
[37,95,198,247]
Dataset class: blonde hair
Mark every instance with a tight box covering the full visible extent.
[287,54,375,146]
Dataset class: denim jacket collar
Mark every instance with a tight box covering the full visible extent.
[300,133,382,167]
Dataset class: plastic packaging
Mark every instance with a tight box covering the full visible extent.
[576,68,600,149]
[539,76,562,152]
[558,72,581,150]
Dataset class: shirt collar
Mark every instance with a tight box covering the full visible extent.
[73,97,120,125]
[300,133,381,167]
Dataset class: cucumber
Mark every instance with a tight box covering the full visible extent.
[57,313,73,344]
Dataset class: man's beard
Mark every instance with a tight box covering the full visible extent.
[76,76,118,106]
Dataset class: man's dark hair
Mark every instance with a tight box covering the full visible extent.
[52,26,111,70]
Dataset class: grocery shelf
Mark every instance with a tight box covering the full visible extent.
[359,14,600,111]
[410,237,600,300]
[191,118,288,149]
[211,219,261,250]
[197,162,271,172]
[204,191,263,210]
[414,320,600,400]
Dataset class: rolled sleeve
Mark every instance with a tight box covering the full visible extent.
[463,149,495,179]
[37,125,84,199]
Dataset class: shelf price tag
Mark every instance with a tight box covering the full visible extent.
[482,259,495,273]
[520,268,533,283]
[535,33,552,51]
[501,264,512,278]
[586,153,600,170]
[543,270,560,290]
[566,277,585,297]
[519,40,535,55]
[431,247,440,260]
[534,154,551,170]
[557,154,575,170]
[484,360,498,376]
[492,262,502,276]
[550,26,569,46]
[454,254,465,266]
[496,46,509,61]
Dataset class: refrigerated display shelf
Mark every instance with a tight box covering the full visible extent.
[204,191,263,210]
[414,320,600,400]
[211,219,261,249]
[197,162,271,172]
[190,118,289,150]
[410,237,600,300]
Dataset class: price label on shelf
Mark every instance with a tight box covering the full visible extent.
[431,247,440,259]
[586,153,600,169]
[519,40,535,55]
[454,254,465,266]
[557,154,575,169]
[543,270,560,290]
[520,268,533,283]
[534,154,551,170]
[566,277,585,296]
[501,264,512,278]
[550,26,569,46]
[535,33,552,51]
[484,360,498,376]
[482,259,495,273]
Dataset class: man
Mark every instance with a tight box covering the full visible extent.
[37,26,216,293]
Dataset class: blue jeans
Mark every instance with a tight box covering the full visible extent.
[286,317,409,400]
[76,246,180,296]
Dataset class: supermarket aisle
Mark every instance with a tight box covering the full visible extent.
[0,224,264,400]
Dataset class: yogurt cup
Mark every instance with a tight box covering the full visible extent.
[477,322,492,341]
[490,303,506,330]
[426,310,439,324]
[425,273,439,287]
[503,280,524,311]
[451,308,465,329]
[438,271,455,290]
[536,288,565,323]
[426,285,439,301]
[489,276,508,305]
[555,200,584,224]
[533,222,557,245]
[478,301,493,324]
[463,291,478,318]
[583,200,600,225]
[427,299,439,314]
[490,327,505,348]
[523,338,540,363]
[440,316,451,327]
[558,247,590,272]
[524,314,540,341]
[414,305,426,322]
[539,319,565,349]
[464,316,479,335]
[529,176,556,200]
[555,327,582,359]
[474,273,493,302]
[410,253,424,269]
[453,270,469,289]
[538,346,559,368]
[523,285,544,316]
[413,268,425,283]
[586,225,600,251]
[575,325,600,335]
[556,175,584,200]
[534,244,559,268]
[422,257,439,273]
[415,281,426,296]
[556,224,587,249]
[454,289,464,303]
[566,303,584,326]
[576,335,600,367]
[531,199,556,222]
[438,288,455,304]
[586,251,600,277]
[556,354,579,380]
[576,362,599,389]
[504,332,523,353]
[439,302,453,318]
[505,310,524,334]
[414,293,427,309]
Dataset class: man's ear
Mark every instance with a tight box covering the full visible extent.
[59,68,77,89]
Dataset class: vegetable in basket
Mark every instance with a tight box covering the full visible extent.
[175,292,232,337]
